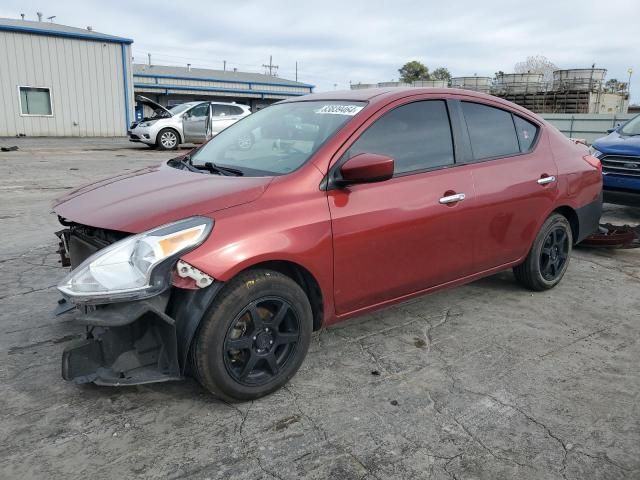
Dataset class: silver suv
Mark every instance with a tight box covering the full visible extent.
[128,96,251,150]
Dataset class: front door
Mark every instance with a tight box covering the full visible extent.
[183,103,211,143]
[328,99,476,315]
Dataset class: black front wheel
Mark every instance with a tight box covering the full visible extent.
[513,213,573,291]
[192,269,312,401]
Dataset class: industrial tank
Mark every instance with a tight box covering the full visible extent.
[376,81,412,88]
[412,79,448,88]
[350,83,377,90]
[493,73,544,94]
[451,76,492,93]
[552,69,607,92]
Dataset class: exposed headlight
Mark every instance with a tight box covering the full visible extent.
[588,145,604,159]
[58,217,213,304]
[139,120,158,128]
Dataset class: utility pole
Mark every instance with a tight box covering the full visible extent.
[223,60,226,72]
[295,61,298,82]
[148,53,151,66]
[262,56,279,76]
[628,68,633,99]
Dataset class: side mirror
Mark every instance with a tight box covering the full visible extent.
[607,128,616,134]
[338,153,394,186]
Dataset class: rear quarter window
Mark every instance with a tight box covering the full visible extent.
[462,102,520,160]
[513,115,539,152]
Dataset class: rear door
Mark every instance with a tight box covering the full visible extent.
[210,104,242,136]
[456,100,558,271]
[328,98,476,315]
[182,103,211,143]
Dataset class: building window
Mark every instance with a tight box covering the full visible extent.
[19,87,53,116]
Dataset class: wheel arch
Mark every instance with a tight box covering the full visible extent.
[235,260,325,332]
[156,126,183,145]
[552,205,580,244]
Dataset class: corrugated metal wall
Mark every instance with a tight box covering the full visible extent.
[0,31,132,136]
[541,113,635,144]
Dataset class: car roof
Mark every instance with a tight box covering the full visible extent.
[280,87,545,124]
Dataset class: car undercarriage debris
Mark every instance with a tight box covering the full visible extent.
[579,224,639,249]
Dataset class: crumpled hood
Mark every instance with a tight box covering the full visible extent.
[52,162,273,233]
[593,131,640,156]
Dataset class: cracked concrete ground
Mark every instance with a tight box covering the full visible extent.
[0,137,639,479]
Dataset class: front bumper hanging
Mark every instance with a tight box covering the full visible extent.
[59,283,223,386]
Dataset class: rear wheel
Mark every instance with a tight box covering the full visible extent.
[513,213,573,291]
[192,269,312,401]
[156,128,179,150]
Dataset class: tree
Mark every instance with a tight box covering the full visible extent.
[431,67,451,82]
[398,61,430,83]
[514,55,558,84]
[605,79,628,93]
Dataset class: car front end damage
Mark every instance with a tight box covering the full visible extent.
[54,218,222,386]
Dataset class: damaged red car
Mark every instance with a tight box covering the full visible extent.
[53,88,602,401]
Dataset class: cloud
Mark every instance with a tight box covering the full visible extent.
[1,0,638,101]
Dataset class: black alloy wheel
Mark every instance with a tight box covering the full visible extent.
[192,269,313,401]
[540,227,570,281]
[223,297,301,386]
[513,213,573,291]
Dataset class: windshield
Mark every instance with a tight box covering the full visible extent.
[169,103,197,116]
[619,114,640,136]
[190,101,366,176]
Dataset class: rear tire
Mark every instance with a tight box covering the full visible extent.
[156,128,180,150]
[513,213,573,291]
[192,269,312,402]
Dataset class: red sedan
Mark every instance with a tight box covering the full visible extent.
[53,88,602,401]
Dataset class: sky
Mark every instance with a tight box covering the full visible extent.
[1,0,638,103]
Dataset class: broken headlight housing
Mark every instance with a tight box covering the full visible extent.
[58,217,213,304]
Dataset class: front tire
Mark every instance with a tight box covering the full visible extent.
[192,269,313,402]
[513,213,573,291]
[156,128,180,150]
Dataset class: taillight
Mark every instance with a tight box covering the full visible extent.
[583,154,602,173]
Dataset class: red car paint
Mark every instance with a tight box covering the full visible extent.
[53,88,602,328]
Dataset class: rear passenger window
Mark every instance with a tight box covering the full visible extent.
[513,115,538,152]
[462,102,520,160]
[229,106,245,115]
[214,105,231,116]
[346,100,454,174]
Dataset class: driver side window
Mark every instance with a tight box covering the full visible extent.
[345,100,455,175]
[187,103,209,119]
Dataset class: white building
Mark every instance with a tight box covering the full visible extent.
[0,17,134,137]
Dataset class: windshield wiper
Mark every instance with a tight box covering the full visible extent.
[198,162,244,176]
[175,155,201,173]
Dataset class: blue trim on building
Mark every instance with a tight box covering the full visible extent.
[134,73,314,90]
[0,24,133,44]
[133,83,308,97]
[121,44,131,130]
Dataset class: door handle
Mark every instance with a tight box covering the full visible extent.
[537,175,556,185]
[439,193,466,204]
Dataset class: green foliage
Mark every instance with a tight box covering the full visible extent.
[398,61,430,83]
[431,67,451,81]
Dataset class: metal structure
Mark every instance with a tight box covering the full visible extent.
[450,76,492,93]
[350,80,448,90]
[492,73,544,94]
[132,64,314,112]
[552,68,607,92]
[0,17,133,136]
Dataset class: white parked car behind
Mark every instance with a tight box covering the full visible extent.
[128,96,251,150]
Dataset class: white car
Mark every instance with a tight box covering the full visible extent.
[128,96,252,150]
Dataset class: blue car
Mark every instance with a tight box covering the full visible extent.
[591,114,640,204]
